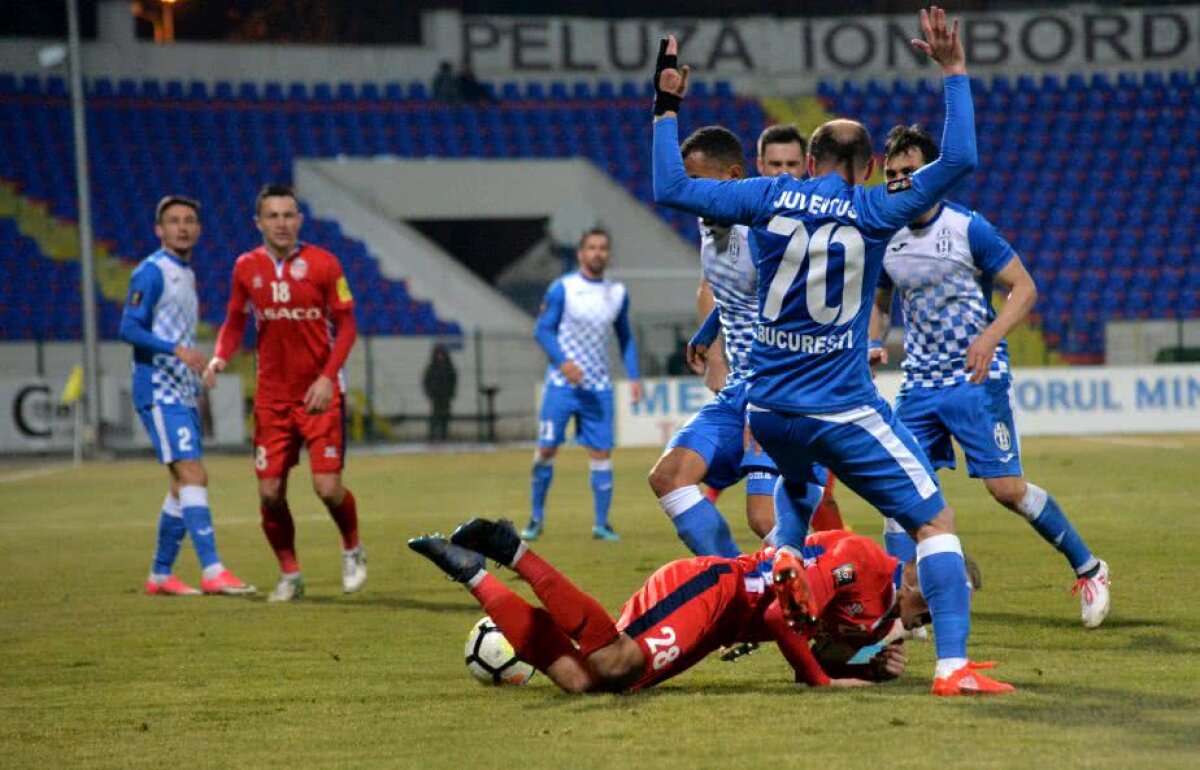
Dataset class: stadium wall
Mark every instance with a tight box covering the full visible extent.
[613,365,1200,447]
[1,4,1196,91]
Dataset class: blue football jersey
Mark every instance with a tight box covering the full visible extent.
[653,76,977,414]
[535,271,640,391]
[699,221,757,388]
[118,249,200,410]
[881,201,1016,391]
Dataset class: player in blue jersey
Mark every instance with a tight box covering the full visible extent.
[869,124,1110,628]
[648,125,829,559]
[526,227,643,542]
[118,196,254,597]
[650,8,1012,695]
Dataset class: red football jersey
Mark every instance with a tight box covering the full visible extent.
[216,244,355,405]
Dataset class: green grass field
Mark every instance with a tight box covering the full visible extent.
[2,435,1199,769]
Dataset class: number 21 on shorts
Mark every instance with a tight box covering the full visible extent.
[645,626,680,671]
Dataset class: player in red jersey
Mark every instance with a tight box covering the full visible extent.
[410,518,1009,694]
[204,184,366,602]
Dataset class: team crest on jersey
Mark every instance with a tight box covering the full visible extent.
[993,421,1012,451]
[324,446,338,458]
[936,228,952,256]
[252,275,263,289]
[847,602,864,616]
[832,563,856,587]
[290,257,308,280]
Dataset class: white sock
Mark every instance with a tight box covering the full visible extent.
[281,571,302,581]
[935,657,969,679]
[510,542,529,568]
[148,572,170,585]
[466,570,488,589]
[202,563,226,580]
[658,485,704,518]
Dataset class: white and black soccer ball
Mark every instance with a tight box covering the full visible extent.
[464,616,535,686]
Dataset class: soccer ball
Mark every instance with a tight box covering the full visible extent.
[464,617,535,686]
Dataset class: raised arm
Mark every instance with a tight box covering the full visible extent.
[651,36,776,225]
[861,8,977,232]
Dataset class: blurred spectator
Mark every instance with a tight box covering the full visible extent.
[432,60,458,103]
[423,344,457,442]
[456,62,495,104]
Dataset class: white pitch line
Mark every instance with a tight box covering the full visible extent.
[1079,436,1186,450]
[0,465,73,485]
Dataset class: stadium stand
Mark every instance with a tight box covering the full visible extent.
[1,71,1196,357]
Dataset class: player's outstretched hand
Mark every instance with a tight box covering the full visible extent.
[304,374,335,413]
[964,330,999,384]
[175,344,208,374]
[868,346,889,370]
[828,678,874,688]
[653,35,690,116]
[202,357,226,389]
[911,6,965,76]
[559,360,585,385]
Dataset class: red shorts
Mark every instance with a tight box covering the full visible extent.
[615,557,747,691]
[253,398,346,479]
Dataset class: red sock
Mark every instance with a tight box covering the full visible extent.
[260,502,299,573]
[810,474,845,531]
[513,550,619,657]
[325,488,360,550]
[470,573,581,673]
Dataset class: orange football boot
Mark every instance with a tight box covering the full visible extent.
[931,661,1015,696]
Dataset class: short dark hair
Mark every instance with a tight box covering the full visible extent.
[883,124,940,165]
[679,125,745,168]
[578,226,610,249]
[155,195,200,223]
[757,124,807,158]
[256,183,299,215]
[808,120,874,176]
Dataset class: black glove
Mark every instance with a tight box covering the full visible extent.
[653,38,683,116]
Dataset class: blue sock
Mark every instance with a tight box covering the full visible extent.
[659,485,740,558]
[589,459,614,528]
[1016,482,1097,575]
[916,534,971,665]
[530,456,554,523]
[179,485,222,571]
[151,493,187,576]
[770,475,821,549]
[883,518,918,586]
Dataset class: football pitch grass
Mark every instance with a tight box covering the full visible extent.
[2,435,1198,769]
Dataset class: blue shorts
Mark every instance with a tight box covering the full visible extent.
[538,383,614,451]
[894,378,1023,480]
[137,403,203,465]
[667,384,778,491]
[747,398,945,532]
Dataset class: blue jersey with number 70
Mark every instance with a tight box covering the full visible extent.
[652,76,978,414]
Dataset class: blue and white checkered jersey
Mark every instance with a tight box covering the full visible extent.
[118,249,200,410]
[699,220,757,388]
[535,271,640,391]
[881,201,1016,392]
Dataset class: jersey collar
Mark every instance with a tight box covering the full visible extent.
[907,202,946,231]
[155,247,189,267]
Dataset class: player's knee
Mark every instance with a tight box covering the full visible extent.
[536,446,557,463]
[984,477,1025,510]
[647,454,695,497]
[312,477,343,505]
[173,460,207,487]
[913,506,957,538]
[259,480,286,509]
